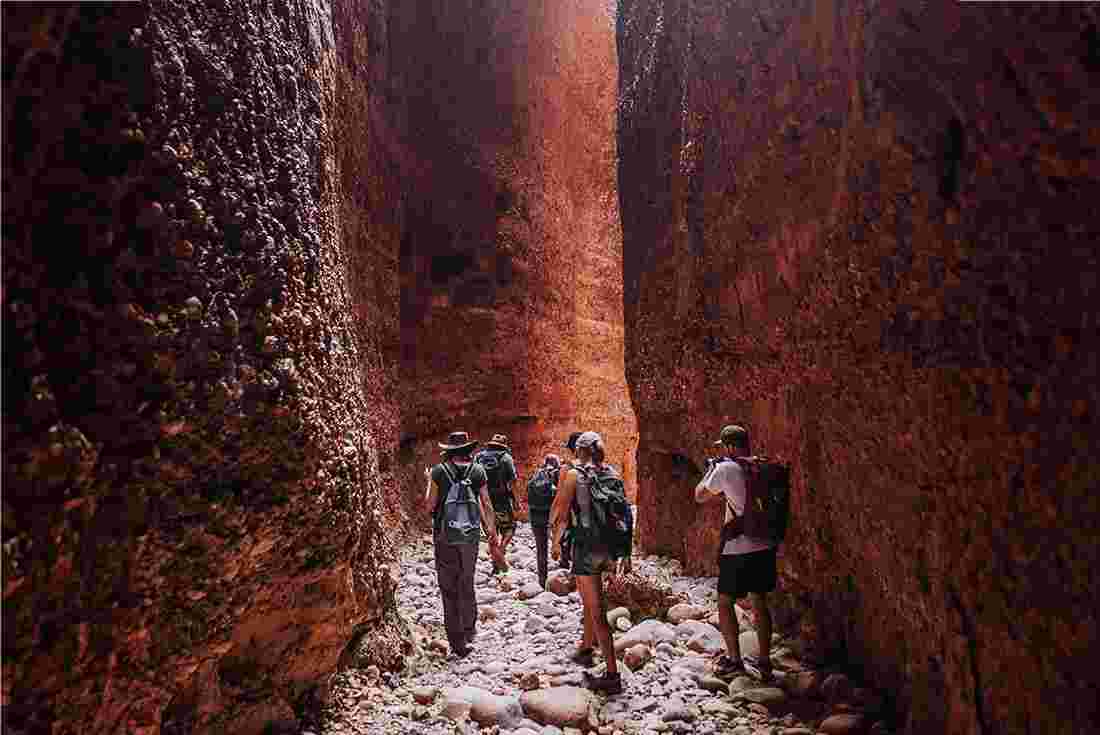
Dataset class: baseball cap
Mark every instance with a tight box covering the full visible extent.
[713,424,749,446]
[575,431,602,449]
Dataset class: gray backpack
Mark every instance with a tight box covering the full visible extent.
[436,462,481,545]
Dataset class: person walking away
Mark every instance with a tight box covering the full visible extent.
[556,431,582,569]
[551,431,633,694]
[474,434,518,574]
[425,431,499,657]
[526,454,561,588]
[694,424,777,682]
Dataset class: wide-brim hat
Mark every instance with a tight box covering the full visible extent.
[438,431,478,452]
[485,433,510,449]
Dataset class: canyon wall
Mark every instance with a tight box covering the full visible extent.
[2,1,404,733]
[618,2,1099,734]
[395,0,638,511]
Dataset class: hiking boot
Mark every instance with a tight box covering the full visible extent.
[451,644,471,659]
[746,657,774,683]
[570,647,596,667]
[582,670,622,695]
[714,655,746,680]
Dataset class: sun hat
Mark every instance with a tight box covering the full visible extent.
[438,431,478,452]
[485,433,510,450]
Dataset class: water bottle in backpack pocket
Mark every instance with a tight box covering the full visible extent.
[438,463,481,545]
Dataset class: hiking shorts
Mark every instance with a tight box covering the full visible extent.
[718,547,777,598]
[571,533,614,576]
[494,508,516,536]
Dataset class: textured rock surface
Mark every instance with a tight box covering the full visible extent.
[394,0,638,515]
[618,2,1100,734]
[2,2,405,733]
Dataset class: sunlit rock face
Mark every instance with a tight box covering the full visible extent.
[2,1,405,733]
[395,0,638,510]
[618,2,1099,734]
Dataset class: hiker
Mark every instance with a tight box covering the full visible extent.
[526,454,561,588]
[425,431,499,658]
[694,424,777,682]
[550,431,632,694]
[556,431,582,569]
[474,433,518,574]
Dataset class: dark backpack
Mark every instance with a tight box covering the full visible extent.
[527,467,558,521]
[576,465,633,560]
[732,456,791,543]
[435,463,481,545]
[476,449,510,495]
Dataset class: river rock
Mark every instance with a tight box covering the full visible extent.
[411,686,438,705]
[819,713,868,734]
[547,570,576,595]
[519,582,544,600]
[735,687,788,713]
[623,643,652,671]
[443,686,524,728]
[607,607,631,627]
[520,686,597,728]
[613,619,678,652]
[666,603,707,624]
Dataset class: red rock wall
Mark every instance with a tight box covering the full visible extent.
[618,2,1099,733]
[395,0,638,513]
[2,2,405,733]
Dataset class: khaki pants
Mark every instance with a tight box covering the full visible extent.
[433,537,478,650]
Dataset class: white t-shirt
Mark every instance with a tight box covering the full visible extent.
[704,459,775,556]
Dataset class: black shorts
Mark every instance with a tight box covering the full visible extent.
[718,548,777,598]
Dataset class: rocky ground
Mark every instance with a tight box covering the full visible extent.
[320,524,894,735]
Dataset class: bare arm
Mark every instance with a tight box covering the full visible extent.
[694,465,723,503]
[424,467,438,516]
[478,484,499,543]
[550,468,578,556]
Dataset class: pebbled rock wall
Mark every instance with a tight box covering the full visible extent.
[618,2,1099,734]
[395,0,638,514]
[2,1,405,733]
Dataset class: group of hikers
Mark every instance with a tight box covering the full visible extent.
[424,423,787,695]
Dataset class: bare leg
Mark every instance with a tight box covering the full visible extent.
[750,592,772,665]
[577,574,616,673]
[718,592,743,660]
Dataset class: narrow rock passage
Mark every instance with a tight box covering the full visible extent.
[321,524,891,735]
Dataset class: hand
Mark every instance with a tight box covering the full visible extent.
[551,544,560,561]
[620,557,632,575]
[424,466,431,478]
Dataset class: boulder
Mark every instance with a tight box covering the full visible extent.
[519,686,597,728]
[442,686,524,728]
[613,619,678,652]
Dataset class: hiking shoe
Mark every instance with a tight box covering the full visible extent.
[582,670,623,695]
[745,657,774,683]
[451,644,471,659]
[714,655,746,679]
[570,647,596,667]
